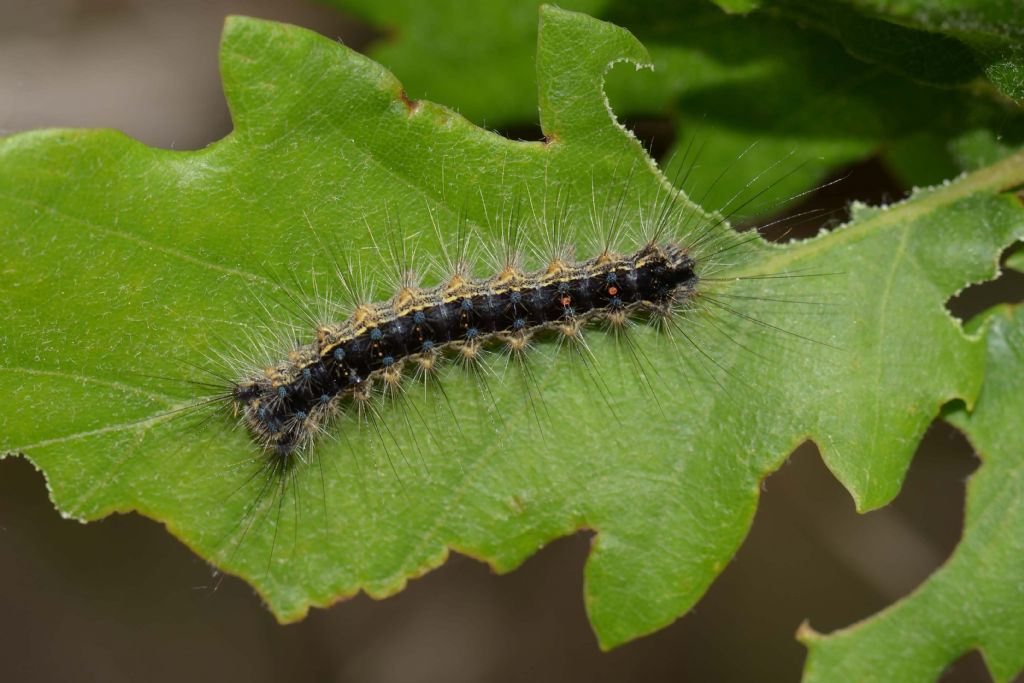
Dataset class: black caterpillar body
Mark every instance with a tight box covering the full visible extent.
[232,241,698,458]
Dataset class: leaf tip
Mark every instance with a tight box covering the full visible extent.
[796,619,822,644]
[535,3,652,143]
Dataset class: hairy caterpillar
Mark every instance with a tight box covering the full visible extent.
[236,240,696,457]
[163,144,833,583]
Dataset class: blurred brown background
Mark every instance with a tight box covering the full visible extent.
[1,1,1022,681]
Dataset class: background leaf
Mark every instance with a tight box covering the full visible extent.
[839,0,1024,103]
[1007,247,1024,273]
[328,0,1024,211]
[2,5,1024,664]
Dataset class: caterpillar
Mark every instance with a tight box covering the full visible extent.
[171,149,832,578]
[236,240,697,459]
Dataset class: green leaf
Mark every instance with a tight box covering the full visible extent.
[802,304,1024,683]
[330,0,604,126]
[950,124,1024,172]
[328,0,1024,209]
[709,0,761,13]
[1007,247,1024,273]
[765,0,983,90]
[2,7,1023,653]
[841,0,1024,103]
